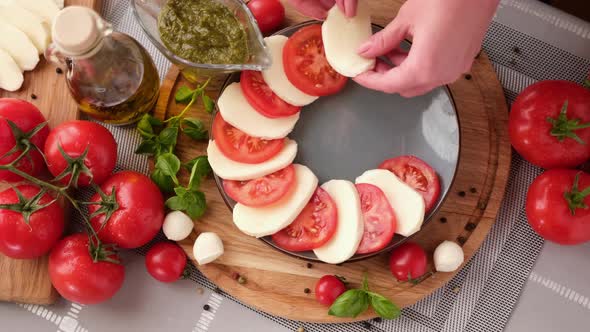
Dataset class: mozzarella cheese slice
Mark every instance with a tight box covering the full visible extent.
[193,232,224,265]
[355,169,425,237]
[262,35,318,107]
[218,82,300,139]
[208,139,297,181]
[313,180,364,264]
[322,1,376,77]
[0,5,50,53]
[0,48,24,91]
[3,0,60,25]
[53,0,64,9]
[0,20,39,70]
[232,164,318,238]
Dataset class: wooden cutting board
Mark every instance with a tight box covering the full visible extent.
[0,0,102,305]
[153,0,511,323]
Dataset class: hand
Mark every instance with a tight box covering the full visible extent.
[287,0,358,19]
[354,0,499,97]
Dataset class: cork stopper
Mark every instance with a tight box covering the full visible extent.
[51,6,100,56]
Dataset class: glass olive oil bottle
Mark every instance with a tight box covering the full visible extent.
[46,6,159,125]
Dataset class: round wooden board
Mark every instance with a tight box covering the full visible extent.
[151,1,511,323]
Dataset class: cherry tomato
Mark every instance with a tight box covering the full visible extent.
[283,24,348,96]
[49,233,124,304]
[212,112,284,164]
[355,183,396,254]
[44,120,117,187]
[223,165,295,207]
[526,169,590,245]
[0,185,64,259]
[379,156,441,213]
[145,242,187,283]
[509,80,590,169]
[315,275,346,306]
[247,0,285,34]
[89,171,164,249]
[0,99,49,183]
[389,242,428,282]
[240,71,300,118]
[272,187,338,251]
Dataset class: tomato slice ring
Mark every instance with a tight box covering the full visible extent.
[282,24,348,96]
[355,183,396,254]
[212,112,284,164]
[379,156,441,213]
[271,187,338,252]
[223,165,295,207]
[240,71,301,118]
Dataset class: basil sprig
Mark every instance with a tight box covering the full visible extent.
[328,274,400,319]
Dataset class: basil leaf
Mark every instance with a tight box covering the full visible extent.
[135,140,157,155]
[158,127,179,147]
[187,156,211,190]
[174,186,188,197]
[137,114,163,138]
[362,274,369,292]
[184,191,206,219]
[151,168,175,193]
[368,292,400,320]
[182,118,208,140]
[328,290,369,318]
[202,94,215,114]
[175,86,195,104]
[155,153,181,178]
[165,195,188,211]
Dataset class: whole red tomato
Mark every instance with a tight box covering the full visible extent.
[0,99,49,182]
[526,169,590,245]
[49,233,125,304]
[0,185,64,259]
[247,0,285,34]
[315,275,346,306]
[389,242,428,282]
[89,171,164,249]
[509,80,590,169]
[44,120,117,187]
[145,242,187,283]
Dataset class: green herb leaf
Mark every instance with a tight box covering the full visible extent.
[151,168,176,193]
[182,118,208,140]
[155,153,181,179]
[134,140,158,155]
[368,292,400,319]
[184,191,206,219]
[202,94,215,114]
[137,114,163,139]
[174,186,188,197]
[362,273,369,292]
[328,290,370,318]
[165,195,188,211]
[176,86,195,104]
[187,156,211,190]
[158,127,179,148]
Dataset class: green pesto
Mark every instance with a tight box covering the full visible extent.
[158,0,248,64]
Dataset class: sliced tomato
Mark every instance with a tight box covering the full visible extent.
[282,24,348,96]
[240,71,301,118]
[272,187,338,251]
[355,183,396,254]
[212,112,284,164]
[379,156,441,213]
[223,165,295,207]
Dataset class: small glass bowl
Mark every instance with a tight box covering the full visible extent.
[131,0,271,86]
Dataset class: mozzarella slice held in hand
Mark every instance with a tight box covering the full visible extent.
[0,20,39,71]
[0,5,49,53]
[207,139,297,181]
[262,35,318,107]
[355,169,425,237]
[0,48,24,91]
[232,164,318,238]
[313,180,364,264]
[322,1,376,77]
[218,82,300,139]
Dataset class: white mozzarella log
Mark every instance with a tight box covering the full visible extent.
[262,35,318,107]
[313,180,364,264]
[218,82,299,139]
[434,241,464,272]
[0,48,24,91]
[163,211,194,241]
[207,139,297,181]
[355,169,425,237]
[232,164,318,238]
[0,5,50,53]
[322,1,375,77]
[193,232,224,265]
[5,0,60,25]
[0,20,39,70]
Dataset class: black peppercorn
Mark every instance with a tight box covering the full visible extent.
[464,74,472,80]
[440,217,447,223]
[30,94,37,100]
[465,223,476,231]
[458,191,466,197]
[304,288,311,294]
[457,236,466,245]
[470,187,477,194]
[306,263,312,269]
[56,68,63,74]
[203,304,210,311]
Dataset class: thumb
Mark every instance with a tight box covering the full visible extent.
[357,19,407,58]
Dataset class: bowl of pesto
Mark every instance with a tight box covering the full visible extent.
[131,0,271,84]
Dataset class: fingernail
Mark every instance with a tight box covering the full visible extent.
[358,41,371,54]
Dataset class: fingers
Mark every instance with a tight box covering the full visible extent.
[386,49,408,66]
[353,63,413,94]
[358,19,407,58]
[288,0,333,19]
[335,0,358,17]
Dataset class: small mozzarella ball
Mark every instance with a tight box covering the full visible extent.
[434,241,464,272]
[193,232,224,265]
[163,211,194,241]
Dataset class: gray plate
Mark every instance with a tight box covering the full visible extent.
[213,21,460,262]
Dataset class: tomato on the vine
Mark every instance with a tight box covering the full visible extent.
[0,99,49,183]
[247,0,285,34]
[526,169,590,245]
[49,233,125,305]
[145,242,188,283]
[389,242,428,282]
[0,185,64,259]
[315,275,346,306]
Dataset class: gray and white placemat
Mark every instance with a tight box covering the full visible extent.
[1,0,589,331]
